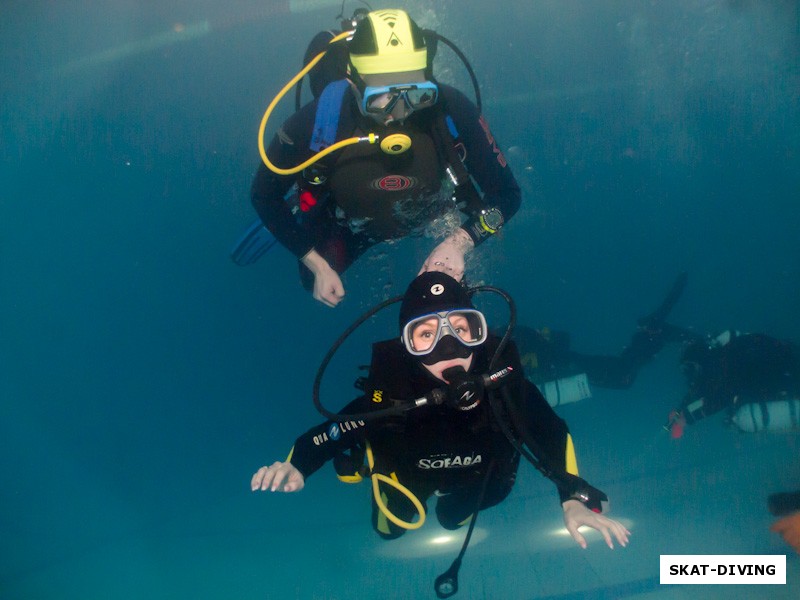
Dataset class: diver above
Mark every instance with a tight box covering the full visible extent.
[250,9,521,307]
[251,272,630,560]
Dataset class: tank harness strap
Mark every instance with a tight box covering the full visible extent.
[757,401,771,428]
[367,340,416,400]
[739,400,769,430]
[310,79,350,152]
[444,114,459,139]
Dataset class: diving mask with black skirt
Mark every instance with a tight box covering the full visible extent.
[402,309,487,366]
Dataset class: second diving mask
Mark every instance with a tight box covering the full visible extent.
[402,309,487,357]
[360,81,439,118]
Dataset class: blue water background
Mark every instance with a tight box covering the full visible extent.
[1,1,799,598]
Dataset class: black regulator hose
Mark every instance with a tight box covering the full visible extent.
[488,384,607,506]
[477,285,515,373]
[434,459,496,599]
[312,295,407,422]
[427,31,482,113]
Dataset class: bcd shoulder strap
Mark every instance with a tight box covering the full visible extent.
[365,340,415,405]
[309,79,350,152]
[429,105,484,214]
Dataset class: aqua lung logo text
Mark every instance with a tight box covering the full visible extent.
[417,454,482,469]
[313,420,366,446]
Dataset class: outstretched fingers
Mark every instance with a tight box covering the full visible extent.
[563,501,631,550]
[567,517,630,550]
[251,463,279,491]
[565,521,588,549]
[592,515,631,549]
[250,462,305,493]
[610,519,631,548]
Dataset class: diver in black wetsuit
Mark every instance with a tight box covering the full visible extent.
[251,272,630,550]
[665,330,800,437]
[514,273,694,403]
[251,9,520,307]
[508,272,799,437]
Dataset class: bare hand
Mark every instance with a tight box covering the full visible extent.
[562,500,630,549]
[771,512,800,554]
[251,461,306,493]
[301,249,345,307]
[312,268,345,307]
[419,228,474,282]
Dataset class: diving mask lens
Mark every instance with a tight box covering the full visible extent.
[402,309,487,356]
[362,82,439,116]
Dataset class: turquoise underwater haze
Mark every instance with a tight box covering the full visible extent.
[1,1,798,599]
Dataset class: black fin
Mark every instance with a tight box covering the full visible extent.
[638,272,688,328]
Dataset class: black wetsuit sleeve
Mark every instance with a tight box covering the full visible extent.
[287,397,372,479]
[441,86,522,245]
[250,104,318,259]
[518,379,576,501]
[498,341,590,504]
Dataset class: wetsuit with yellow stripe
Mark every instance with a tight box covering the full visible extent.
[286,335,588,539]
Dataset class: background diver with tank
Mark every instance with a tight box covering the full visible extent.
[240,8,521,307]
[666,328,800,438]
[510,272,800,438]
[251,272,629,597]
[513,272,694,405]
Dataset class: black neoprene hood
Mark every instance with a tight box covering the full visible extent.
[399,272,474,330]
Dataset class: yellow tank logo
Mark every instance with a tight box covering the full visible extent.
[372,390,384,403]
